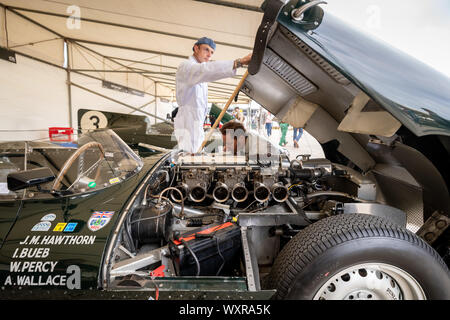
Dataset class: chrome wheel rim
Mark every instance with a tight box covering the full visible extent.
[313,263,426,300]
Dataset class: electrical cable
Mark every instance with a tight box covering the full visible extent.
[157,187,184,218]
[195,225,226,276]
[181,239,201,277]
[215,236,226,276]
[288,182,303,190]
[130,196,175,227]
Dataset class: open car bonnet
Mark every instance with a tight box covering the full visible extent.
[244,0,450,171]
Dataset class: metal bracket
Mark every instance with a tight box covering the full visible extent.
[110,246,165,276]
[291,0,327,21]
[416,211,450,244]
[241,227,261,291]
[343,203,407,228]
[248,0,286,75]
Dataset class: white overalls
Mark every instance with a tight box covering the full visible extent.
[174,56,236,153]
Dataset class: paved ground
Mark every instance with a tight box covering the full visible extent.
[256,126,325,160]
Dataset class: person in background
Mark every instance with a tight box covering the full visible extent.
[259,109,266,134]
[254,109,261,131]
[220,120,247,155]
[233,106,245,123]
[209,113,217,128]
[279,120,289,147]
[231,106,238,118]
[171,107,179,121]
[265,112,273,137]
[293,127,303,148]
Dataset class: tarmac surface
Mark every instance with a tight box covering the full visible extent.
[254,125,325,160]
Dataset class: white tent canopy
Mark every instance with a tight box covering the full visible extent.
[0,0,263,103]
[0,0,265,140]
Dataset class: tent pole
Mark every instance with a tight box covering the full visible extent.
[155,83,158,125]
[66,40,73,129]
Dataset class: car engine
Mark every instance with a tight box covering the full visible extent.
[106,150,404,288]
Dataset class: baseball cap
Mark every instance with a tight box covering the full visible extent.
[193,37,216,51]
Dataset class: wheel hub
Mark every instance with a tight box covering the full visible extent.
[314,263,425,300]
[344,289,376,300]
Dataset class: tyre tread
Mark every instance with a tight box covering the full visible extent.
[266,213,448,299]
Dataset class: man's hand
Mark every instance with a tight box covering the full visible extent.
[240,53,252,66]
[233,53,252,69]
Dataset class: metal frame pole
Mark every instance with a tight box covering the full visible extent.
[66,39,73,128]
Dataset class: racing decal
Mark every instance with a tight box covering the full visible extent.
[31,221,52,232]
[63,222,78,232]
[41,213,56,222]
[12,247,50,258]
[18,235,96,246]
[109,177,120,184]
[4,233,95,289]
[87,211,114,232]
[53,223,67,232]
[2,213,99,290]
[3,264,81,289]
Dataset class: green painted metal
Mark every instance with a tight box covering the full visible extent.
[276,0,450,137]
[209,103,235,124]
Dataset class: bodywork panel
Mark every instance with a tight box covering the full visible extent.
[247,0,450,137]
[0,156,160,290]
[245,0,450,219]
[0,0,449,300]
[78,109,176,150]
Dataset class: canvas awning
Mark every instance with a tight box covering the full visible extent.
[0,0,264,103]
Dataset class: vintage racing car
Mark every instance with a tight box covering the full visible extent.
[0,0,449,300]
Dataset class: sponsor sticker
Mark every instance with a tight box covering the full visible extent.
[31,221,51,232]
[53,223,67,232]
[41,213,56,222]
[109,177,120,185]
[63,222,78,232]
[88,211,114,232]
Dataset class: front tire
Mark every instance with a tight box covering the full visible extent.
[266,214,450,300]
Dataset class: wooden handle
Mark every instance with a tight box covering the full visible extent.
[197,70,249,153]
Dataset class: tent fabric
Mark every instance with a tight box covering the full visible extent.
[0,0,263,103]
[2,9,65,66]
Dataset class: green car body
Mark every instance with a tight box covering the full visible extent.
[1,0,449,300]
[246,0,449,215]
[0,130,164,297]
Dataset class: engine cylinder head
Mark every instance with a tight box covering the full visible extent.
[232,183,248,203]
[170,183,188,203]
[213,182,229,203]
[272,182,289,202]
[189,184,207,202]
[254,182,270,202]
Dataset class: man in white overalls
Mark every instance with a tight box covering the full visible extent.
[174,37,251,153]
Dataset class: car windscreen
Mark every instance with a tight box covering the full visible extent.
[0,129,143,199]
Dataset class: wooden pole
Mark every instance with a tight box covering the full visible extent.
[197,70,249,153]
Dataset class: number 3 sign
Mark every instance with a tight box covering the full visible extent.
[80,111,108,133]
